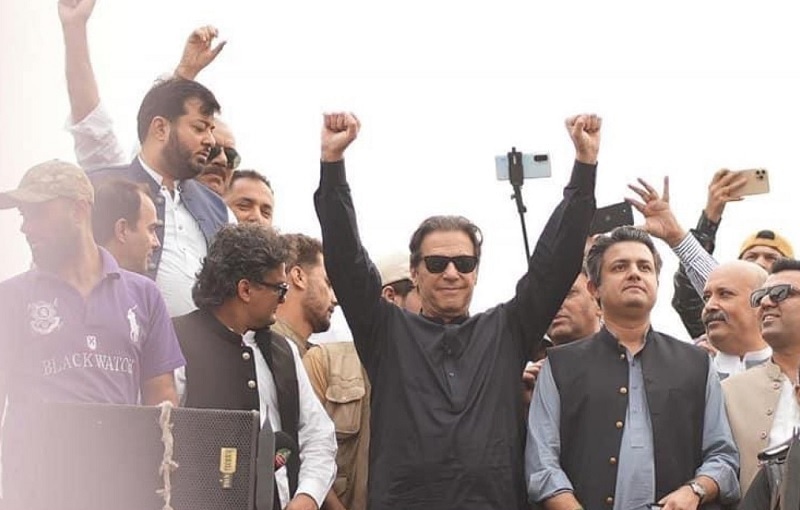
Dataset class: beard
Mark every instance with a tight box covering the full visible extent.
[31,225,81,272]
[163,130,204,181]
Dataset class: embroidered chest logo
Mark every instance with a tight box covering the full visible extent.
[28,299,62,336]
[86,335,98,351]
[127,306,141,344]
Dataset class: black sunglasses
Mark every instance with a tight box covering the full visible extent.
[422,255,478,274]
[208,146,242,170]
[750,283,800,308]
[256,280,289,301]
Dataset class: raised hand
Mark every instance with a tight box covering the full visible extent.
[704,169,747,223]
[321,112,360,162]
[58,0,97,27]
[627,177,687,247]
[175,25,227,80]
[565,113,602,165]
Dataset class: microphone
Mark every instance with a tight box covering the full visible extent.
[273,431,299,475]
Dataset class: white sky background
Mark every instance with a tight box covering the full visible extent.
[2,1,800,340]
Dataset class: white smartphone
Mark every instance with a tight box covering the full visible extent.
[495,153,551,181]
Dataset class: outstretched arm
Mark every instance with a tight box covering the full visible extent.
[314,113,388,372]
[59,0,99,124]
[672,170,746,338]
[174,25,227,81]
[510,114,599,357]
[628,177,719,295]
[59,0,127,170]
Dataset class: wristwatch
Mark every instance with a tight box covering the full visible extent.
[685,480,706,502]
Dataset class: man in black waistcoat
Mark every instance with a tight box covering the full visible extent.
[173,224,336,510]
[526,224,740,510]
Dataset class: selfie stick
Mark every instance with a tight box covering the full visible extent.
[508,147,531,261]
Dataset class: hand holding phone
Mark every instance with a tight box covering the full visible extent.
[589,202,634,236]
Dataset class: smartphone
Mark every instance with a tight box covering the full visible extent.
[589,202,634,236]
[495,153,551,181]
[733,168,770,196]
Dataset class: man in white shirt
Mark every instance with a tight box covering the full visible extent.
[174,224,336,510]
[58,0,241,193]
[88,78,233,317]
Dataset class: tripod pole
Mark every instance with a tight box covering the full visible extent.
[511,184,531,261]
[507,147,531,262]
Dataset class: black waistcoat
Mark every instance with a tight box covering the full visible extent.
[173,309,300,494]
[547,327,708,508]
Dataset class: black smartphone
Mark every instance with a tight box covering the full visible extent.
[589,201,634,236]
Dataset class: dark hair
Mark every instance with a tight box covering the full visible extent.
[136,78,221,143]
[585,226,662,286]
[282,233,323,270]
[769,258,800,274]
[192,224,288,309]
[409,215,483,267]
[387,278,415,298]
[91,179,153,245]
[230,169,273,193]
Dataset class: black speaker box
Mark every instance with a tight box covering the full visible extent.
[7,403,273,510]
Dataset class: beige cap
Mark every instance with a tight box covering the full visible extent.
[0,160,94,210]
[377,251,412,286]
[739,229,794,259]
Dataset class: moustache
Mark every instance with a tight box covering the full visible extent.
[703,310,728,326]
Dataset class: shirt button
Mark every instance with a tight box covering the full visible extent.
[242,352,251,361]
[606,496,614,505]
[615,421,624,429]
[760,431,768,439]
[619,353,626,360]
[247,380,256,389]
[448,372,455,377]
[609,457,617,465]
[773,382,781,390]
[767,408,774,416]
[619,387,628,395]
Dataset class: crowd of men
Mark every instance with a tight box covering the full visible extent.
[0,1,799,509]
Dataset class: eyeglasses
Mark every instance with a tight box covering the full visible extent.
[422,255,478,274]
[255,280,289,301]
[208,146,242,170]
[749,283,800,308]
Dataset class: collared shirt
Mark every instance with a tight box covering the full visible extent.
[0,247,185,405]
[769,375,800,448]
[0,247,185,491]
[65,101,130,172]
[527,346,739,509]
[242,331,336,509]
[316,159,597,510]
[139,157,239,317]
[714,346,773,380]
[272,318,312,357]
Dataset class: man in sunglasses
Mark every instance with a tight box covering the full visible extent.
[314,112,599,510]
[174,223,337,510]
[723,258,800,495]
[197,120,242,195]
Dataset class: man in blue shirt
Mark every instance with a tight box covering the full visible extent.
[526,225,740,510]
